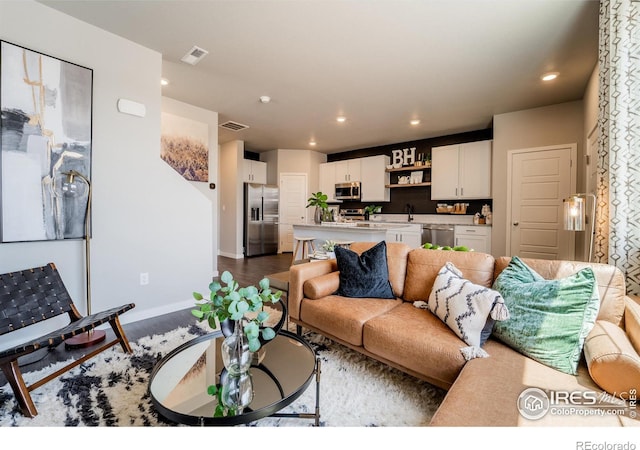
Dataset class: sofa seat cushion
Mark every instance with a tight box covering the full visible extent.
[430,339,640,426]
[362,302,468,389]
[299,295,402,346]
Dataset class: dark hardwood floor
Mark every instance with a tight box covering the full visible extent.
[0,253,292,386]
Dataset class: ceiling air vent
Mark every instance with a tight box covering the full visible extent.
[219,120,250,132]
[181,46,209,65]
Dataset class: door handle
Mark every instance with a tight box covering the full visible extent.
[513,222,519,226]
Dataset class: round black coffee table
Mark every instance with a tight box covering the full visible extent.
[148,330,320,426]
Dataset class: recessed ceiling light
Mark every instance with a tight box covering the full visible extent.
[259,95,271,104]
[336,116,346,123]
[410,119,421,126]
[160,78,169,86]
[542,72,559,81]
[309,140,317,146]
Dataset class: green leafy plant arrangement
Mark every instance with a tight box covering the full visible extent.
[207,384,236,417]
[322,239,337,251]
[364,205,382,215]
[422,243,472,251]
[191,270,282,352]
[306,191,329,210]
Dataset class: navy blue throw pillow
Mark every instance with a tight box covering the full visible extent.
[334,241,395,299]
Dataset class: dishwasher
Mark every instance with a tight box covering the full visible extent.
[421,224,455,248]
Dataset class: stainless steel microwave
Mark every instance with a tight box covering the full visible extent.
[335,182,361,200]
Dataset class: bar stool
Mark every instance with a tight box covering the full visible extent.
[292,236,316,265]
[333,240,354,249]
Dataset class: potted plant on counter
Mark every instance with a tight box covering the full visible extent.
[364,205,382,220]
[321,240,337,259]
[306,191,329,224]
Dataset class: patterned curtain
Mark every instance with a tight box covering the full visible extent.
[595,0,640,295]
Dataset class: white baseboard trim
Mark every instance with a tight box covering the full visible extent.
[218,251,244,259]
[117,298,195,326]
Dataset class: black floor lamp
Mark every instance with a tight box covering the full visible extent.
[55,169,106,348]
[563,193,596,263]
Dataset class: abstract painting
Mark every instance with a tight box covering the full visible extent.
[161,112,209,182]
[0,41,93,243]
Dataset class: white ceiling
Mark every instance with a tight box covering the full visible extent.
[38,0,599,154]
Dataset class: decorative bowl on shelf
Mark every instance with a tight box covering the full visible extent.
[392,163,402,169]
[436,204,454,213]
[386,164,394,170]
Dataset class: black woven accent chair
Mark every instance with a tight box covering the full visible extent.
[0,263,135,417]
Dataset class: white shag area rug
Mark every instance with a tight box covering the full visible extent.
[0,322,445,427]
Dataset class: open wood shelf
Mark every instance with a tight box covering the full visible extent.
[385,182,432,188]
[385,165,431,173]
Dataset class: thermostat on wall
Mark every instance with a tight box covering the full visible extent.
[117,98,146,117]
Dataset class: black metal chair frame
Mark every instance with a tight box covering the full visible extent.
[0,263,135,417]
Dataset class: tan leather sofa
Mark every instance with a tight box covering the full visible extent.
[288,242,640,426]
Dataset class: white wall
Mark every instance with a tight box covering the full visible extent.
[219,140,244,258]
[161,96,219,276]
[584,63,600,138]
[272,148,326,194]
[0,1,216,349]
[492,101,585,257]
[261,150,279,185]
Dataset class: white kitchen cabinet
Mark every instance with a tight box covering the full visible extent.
[454,225,492,254]
[360,155,390,202]
[319,162,339,202]
[335,159,361,183]
[431,140,492,200]
[243,159,267,184]
[386,224,421,248]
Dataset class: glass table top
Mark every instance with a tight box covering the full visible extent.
[149,330,317,426]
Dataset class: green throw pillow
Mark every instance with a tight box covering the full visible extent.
[492,256,600,375]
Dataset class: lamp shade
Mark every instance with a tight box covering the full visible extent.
[563,195,585,231]
[53,171,89,198]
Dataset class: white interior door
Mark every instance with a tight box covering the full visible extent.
[279,173,308,253]
[507,144,576,260]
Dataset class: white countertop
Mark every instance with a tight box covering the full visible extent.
[286,214,492,229]
[370,214,492,227]
[293,222,415,230]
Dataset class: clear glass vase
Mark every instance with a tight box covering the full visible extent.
[220,372,254,414]
[220,320,254,414]
[221,320,252,375]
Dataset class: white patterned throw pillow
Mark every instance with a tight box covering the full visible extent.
[415,261,510,360]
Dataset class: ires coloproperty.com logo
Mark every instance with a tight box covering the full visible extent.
[517,387,637,420]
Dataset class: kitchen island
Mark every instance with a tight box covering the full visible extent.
[292,222,422,250]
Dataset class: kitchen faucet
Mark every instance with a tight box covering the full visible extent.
[406,204,414,222]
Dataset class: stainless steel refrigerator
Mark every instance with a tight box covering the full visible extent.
[244,183,279,257]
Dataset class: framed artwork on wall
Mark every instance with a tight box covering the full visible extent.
[161,112,209,182]
[0,40,93,243]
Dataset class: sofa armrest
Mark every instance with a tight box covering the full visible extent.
[289,260,338,320]
[625,296,640,353]
[584,320,640,400]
